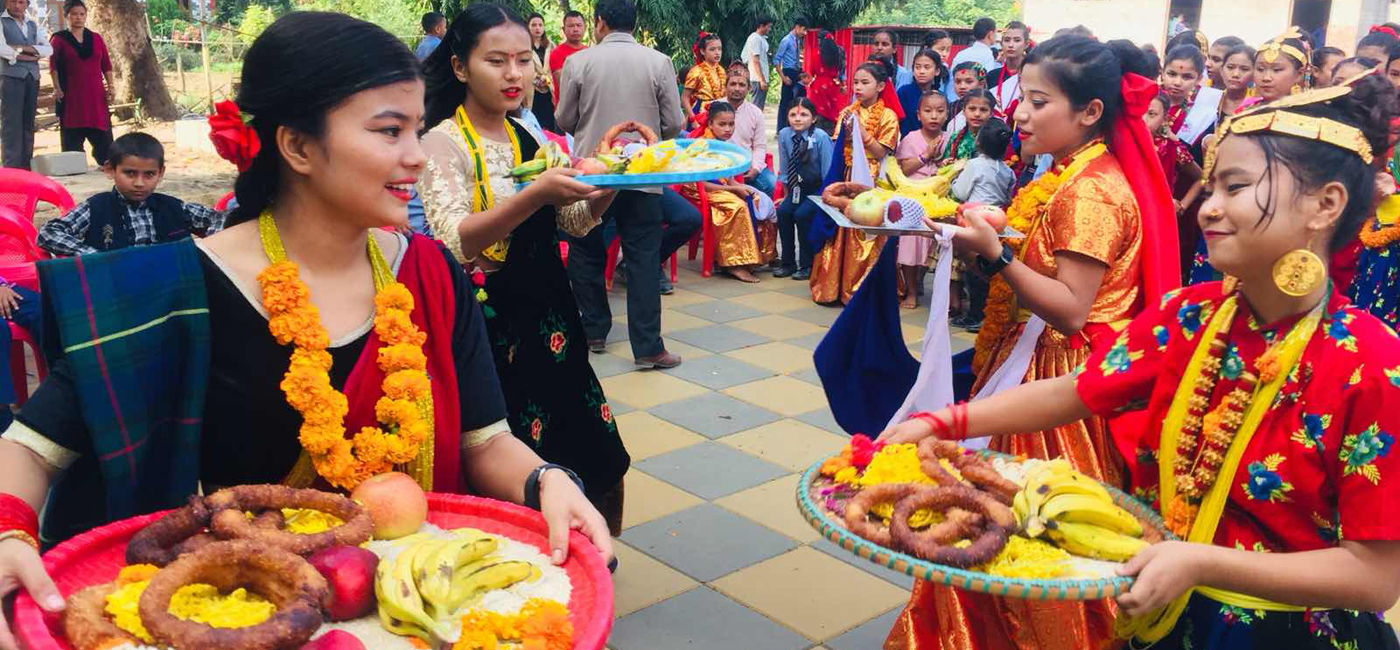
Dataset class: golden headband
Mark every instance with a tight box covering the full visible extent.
[1258,27,1308,66]
[1202,83,1374,180]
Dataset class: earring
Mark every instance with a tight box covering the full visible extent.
[1272,235,1326,297]
[1290,84,1302,95]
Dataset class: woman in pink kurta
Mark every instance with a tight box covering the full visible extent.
[893,128,941,307]
[49,0,113,165]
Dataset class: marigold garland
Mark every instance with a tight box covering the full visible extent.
[972,141,1107,370]
[452,598,573,650]
[257,210,433,490]
[1359,217,1400,249]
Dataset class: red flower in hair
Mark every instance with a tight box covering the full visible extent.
[692,31,712,64]
[1371,25,1398,38]
[207,100,260,173]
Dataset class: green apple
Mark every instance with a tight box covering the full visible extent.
[845,190,886,227]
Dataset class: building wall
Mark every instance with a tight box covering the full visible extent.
[1023,0,1170,49]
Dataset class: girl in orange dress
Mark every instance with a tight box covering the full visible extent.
[682,32,725,128]
[809,60,900,305]
[883,35,1179,650]
[679,100,775,282]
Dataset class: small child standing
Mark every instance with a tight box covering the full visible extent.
[39,132,225,257]
[775,98,833,280]
[1144,94,1204,210]
[893,90,949,308]
[942,89,995,161]
[949,118,1016,330]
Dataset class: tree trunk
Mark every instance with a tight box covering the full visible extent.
[556,0,570,13]
[87,0,180,120]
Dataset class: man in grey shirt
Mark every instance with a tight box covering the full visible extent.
[0,0,50,169]
[555,0,686,369]
[741,16,772,108]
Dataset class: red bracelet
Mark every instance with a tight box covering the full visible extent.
[908,411,953,440]
[0,493,39,543]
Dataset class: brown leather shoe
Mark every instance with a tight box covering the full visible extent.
[635,351,682,369]
[588,339,607,354]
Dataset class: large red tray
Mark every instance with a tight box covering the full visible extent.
[12,493,613,650]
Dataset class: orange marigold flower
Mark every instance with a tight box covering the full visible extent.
[384,433,419,464]
[375,310,426,346]
[379,343,428,373]
[352,428,390,465]
[376,283,415,313]
[299,423,344,455]
[384,370,431,401]
[116,564,159,585]
[375,396,419,426]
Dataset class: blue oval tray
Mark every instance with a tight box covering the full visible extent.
[523,138,752,190]
[797,452,1176,600]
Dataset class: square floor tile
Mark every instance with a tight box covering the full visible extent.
[825,608,902,650]
[951,335,973,355]
[660,309,717,334]
[606,339,713,360]
[727,291,817,314]
[619,505,799,582]
[589,352,640,379]
[604,326,631,345]
[786,332,828,351]
[600,371,708,410]
[901,308,931,325]
[607,294,628,316]
[611,541,699,618]
[632,441,790,499]
[667,324,772,353]
[712,547,909,642]
[659,354,774,390]
[649,392,782,439]
[773,279,819,297]
[714,474,819,543]
[621,468,705,529]
[659,287,714,308]
[723,375,829,417]
[615,411,706,461]
[673,300,767,324]
[810,538,915,589]
[902,323,926,344]
[795,407,845,434]
[610,586,810,650]
[684,278,773,299]
[790,367,822,386]
[783,305,843,327]
[725,341,817,375]
[728,314,826,340]
[609,400,636,416]
[719,419,848,472]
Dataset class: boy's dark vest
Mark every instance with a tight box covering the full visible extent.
[84,191,192,252]
[792,137,824,196]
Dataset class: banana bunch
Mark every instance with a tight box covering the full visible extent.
[877,157,964,220]
[509,142,571,181]
[374,529,536,644]
[1013,459,1150,562]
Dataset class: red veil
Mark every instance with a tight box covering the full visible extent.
[1113,72,1181,307]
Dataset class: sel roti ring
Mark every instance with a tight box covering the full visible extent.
[205,484,373,556]
[595,120,660,155]
[821,182,871,213]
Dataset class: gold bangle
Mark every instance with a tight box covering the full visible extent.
[0,529,38,550]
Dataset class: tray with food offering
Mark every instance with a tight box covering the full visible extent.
[512,130,751,190]
[797,436,1174,601]
[15,481,612,650]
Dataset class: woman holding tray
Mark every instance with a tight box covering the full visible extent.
[886,35,1179,650]
[0,13,614,646]
[418,4,632,535]
[885,76,1400,650]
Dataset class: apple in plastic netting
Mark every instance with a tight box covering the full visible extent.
[958,202,1008,233]
[845,191,886,227]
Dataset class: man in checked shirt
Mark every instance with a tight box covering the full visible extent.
[38,132,225,257]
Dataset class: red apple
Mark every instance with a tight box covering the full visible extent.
[300,630,368,650]
[959,203,1008,233]
[573,158,609,175]
[350,471,427,540]
[307,546,379,622]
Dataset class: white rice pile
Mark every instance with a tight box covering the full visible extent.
[991,456,1048,487]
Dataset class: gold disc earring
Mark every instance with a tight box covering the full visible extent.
[1272,246,1326,297]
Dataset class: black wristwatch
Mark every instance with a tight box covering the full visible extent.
[976,243,1015,276]
[523,463,585,511]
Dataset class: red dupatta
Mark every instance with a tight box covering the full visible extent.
[342,235,465,493]
[1114,73,1180,307]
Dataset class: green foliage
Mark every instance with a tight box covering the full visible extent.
[153,41,201,71]
[300,0,432,38]
[236,4,277,44]
[146,0,183,36]
[855,0,1020,28]
[633,0,874,73]
[215,0,293,26]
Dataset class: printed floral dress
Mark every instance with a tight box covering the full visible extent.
[418,118,631,533]
[1075,281,1400,650]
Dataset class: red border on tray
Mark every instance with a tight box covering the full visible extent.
[12,493,613,650]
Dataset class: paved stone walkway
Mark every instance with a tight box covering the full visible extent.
[594,254,974,650]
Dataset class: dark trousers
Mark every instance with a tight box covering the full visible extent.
[776,67,805,132]
[1,75,38,169]
[0,285,42,428]
[567,190,664,358]
[965,270,990,321]
[776,194,818,271]
[600,188,702,268]
[60,127,113,166]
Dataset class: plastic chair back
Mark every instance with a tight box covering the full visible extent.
[0,205,43,290]
[0,169,75,223]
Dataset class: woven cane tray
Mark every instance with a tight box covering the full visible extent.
[13,493,613,650]
[797,452,1174,600]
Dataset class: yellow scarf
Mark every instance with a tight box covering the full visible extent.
[453,105,522,263]
[1116,291,1322,643]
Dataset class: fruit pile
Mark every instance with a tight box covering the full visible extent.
[837,158,963,228]
[510,139,741,183]
[1013,460,1149,562]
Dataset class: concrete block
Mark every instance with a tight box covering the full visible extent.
[174,119,216,154]
[31,151,87,176]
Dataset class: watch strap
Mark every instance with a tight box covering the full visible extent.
[523,463,584,511]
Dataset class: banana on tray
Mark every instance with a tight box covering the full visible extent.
[1013,459,1150,562]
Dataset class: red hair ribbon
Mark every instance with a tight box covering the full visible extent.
[687,110,710,138]
[1371,25,1398,38]
[692,31,712,64]
[1113,72,1180,308]
[207,100,261,173]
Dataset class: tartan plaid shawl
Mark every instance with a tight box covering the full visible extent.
[38,239,210,524]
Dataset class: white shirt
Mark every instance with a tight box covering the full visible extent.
[946,41,999,101]
[741,32,770,82]
[0,14,50,64]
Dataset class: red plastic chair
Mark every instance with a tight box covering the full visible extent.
[214,191,235,211]
[0,205,46,404]
[0,169,75,224]
[604,239,678,290]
